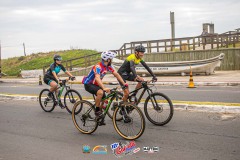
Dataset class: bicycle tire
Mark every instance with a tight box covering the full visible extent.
[106,92,123,121]
[144,92,174,126]
[64,89,82,114]
[39,89,56,112]
[113,103,145,140]
[72,100,98,134]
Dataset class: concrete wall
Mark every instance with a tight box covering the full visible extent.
[142,48,240,70]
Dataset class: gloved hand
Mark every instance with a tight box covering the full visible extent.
[152,76,157,82]
[70,76,76,81]
[122,83,129,90]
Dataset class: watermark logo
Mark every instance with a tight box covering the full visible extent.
[92,145,107,154]
[110,141,138,158]
[143,146,159,153]
[82,145,91,153]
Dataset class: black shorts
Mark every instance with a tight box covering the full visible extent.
[43,75,57,85]
[84,84,106,98]
[118,72,136,83]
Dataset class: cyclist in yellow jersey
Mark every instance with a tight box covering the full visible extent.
[118,45,157,99]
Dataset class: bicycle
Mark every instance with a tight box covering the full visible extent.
[39,78,82,114]
[131,80,174,126]
[109,80,174,126]
[72,86,146,140]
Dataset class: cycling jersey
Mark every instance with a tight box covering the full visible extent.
[118,53,155,80]
[82,61,115,86]
[118,54,143,76]
[44,63,66,85]
[45,63,66,77]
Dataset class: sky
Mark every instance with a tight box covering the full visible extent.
[0,0,239,59]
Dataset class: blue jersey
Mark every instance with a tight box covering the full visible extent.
[82,61,115,86]
[45,63,66,78]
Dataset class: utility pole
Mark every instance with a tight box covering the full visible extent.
[23,43,26,56]
[170,11,175,50]
[0,41,2,78]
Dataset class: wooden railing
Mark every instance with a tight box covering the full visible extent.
[115,32,240,58]
[43,52,101,75]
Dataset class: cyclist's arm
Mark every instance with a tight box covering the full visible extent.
[65,71,73,77]
[129,60,137,79]
[112,71,126,86]
[95,74,106,90]
[52,71,59,82]
[140,60,155,77]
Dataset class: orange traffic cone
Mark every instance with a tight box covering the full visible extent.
[187,66,196,88]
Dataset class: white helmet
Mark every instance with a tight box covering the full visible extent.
[101,51,116,61]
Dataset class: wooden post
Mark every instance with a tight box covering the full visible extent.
[233,36,236,48]
[211,37,214,49]
[70,60,72,71]
[180,40,182,51]
[157,42,159,52]
[193,38,195,50]
[217,35,219,49]
[164,41,167,52]
[43,66,46,76]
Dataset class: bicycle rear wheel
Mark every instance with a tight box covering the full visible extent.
[64,89,82,114]
[113,103,145,140]
[72,100,98,134]
[144,92,173,126]
[39,89,56,112]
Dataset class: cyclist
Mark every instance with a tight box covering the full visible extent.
[43,54,76,108]
[82,51,129,123]
[117,45,157,101]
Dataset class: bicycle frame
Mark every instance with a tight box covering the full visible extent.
[92,91,119,115]
[55,80,71,101]
[129,82,154,105]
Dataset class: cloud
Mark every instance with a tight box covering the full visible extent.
[0,0,239,58]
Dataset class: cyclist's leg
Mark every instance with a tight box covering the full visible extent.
[84,84,105,112]
[44,76,57,98]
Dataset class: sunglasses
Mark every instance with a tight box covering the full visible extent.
[56,58,62,61]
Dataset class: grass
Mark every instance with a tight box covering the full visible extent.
[1,49,99,76]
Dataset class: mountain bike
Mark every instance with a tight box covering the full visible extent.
[39,78,82,114]
[109,80,174,126]
[72,86,145,140]
[130,80,174,126]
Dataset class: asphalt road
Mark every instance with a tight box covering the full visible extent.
[0,83,240,103]
[0,99,240,160]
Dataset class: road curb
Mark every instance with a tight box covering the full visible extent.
[1,94,240,114]
[1,80,240,86]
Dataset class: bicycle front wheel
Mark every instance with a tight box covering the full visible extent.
[144,92,174,126]
[72,100,98,134]
[39,89,56,112]
[113,103,145,140]
[64,89,82,114]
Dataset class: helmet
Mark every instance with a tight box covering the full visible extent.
[101,51,116,61]
[53,54,62,61]
[135,45,145,53]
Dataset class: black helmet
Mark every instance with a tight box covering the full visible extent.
[53,54,62,61]
[135,45,145,53]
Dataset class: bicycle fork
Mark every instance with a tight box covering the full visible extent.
[147,90,161,111]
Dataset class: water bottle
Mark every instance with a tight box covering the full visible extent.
[130,95,136,102]
[102,100,108,109]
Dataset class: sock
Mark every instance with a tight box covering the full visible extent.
[95,107,100,112]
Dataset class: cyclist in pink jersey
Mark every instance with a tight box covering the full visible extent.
[82,51,129,123]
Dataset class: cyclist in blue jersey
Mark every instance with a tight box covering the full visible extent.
[82,51,129,122]
[44,54,75,108]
